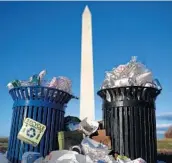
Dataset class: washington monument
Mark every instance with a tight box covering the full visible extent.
[80,6,95,120]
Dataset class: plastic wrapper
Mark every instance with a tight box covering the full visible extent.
[33,157,45,163]
[113,78,135,87]
[64,116,81,131]
[44,150,93,163]
[21,152,41,163]
[20,81,30,87]
[7,70,74,97]
[112,65,127,79]
[49,77,58,88]
[49,76,72,94]
[66,123,80,131]
[29,74,40,86]
[115,157,146,163]
[101,79,111,89]
[135,71,153,86]
[7,83,14,90]
[101,56,161,90]
[38,70,46,82]
[132,158,146,163]
[79,118,99,136]
[81,137,113,162]
[7,80,21,90]
[56,76,72,94]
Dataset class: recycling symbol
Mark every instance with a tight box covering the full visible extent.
[26,127,36,138]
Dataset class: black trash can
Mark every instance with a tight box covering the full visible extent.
[7,86,77,163]
[97,86,161,163]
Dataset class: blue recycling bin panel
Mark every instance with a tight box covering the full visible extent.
[7,86,75,163]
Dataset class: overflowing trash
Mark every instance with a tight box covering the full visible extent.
[3,113,148,163]
[1,115,148,163]
[43,150,93,163]
[101,56,161,90]
[79,118,99,136]
[64,116,99,136]
[81,137,113,162]
[7,70,72,94]
[3,61,162,163]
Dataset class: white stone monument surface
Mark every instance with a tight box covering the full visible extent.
[80,6,95,121]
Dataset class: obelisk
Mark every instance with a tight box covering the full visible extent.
[80,6,95,121]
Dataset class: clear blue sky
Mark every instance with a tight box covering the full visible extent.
[0,2,172,137]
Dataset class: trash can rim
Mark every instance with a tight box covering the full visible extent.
[97,86,161,96]
[9,86,79,99]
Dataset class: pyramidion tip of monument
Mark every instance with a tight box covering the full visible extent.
[84,5,89,11]
[82,5,91,15]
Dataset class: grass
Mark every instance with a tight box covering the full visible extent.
[157,138,172,153]
[0,138,8,143]
[0,138,8,153]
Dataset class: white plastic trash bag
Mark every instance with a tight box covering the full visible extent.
[44,150,93,163]
[132,158,146,163]
[33,157,45,163]
[101,56,161,90]
[135,72,153,86]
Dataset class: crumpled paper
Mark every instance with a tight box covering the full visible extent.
[79,118,99,136]
[81,137,114,162]
[49,76,72,94]
[34,151,147,163]
[101,56,161,90]
[7,70,73,95]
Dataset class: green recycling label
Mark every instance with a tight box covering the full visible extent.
[17,118,46,147]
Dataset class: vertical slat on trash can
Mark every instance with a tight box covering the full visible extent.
[12,107,20,163]
[153,108,157,162]
[119,106,124,155]
[7,108,15,161]
[115,107,119,153]
[124,106,129,157]
[7,86,76,163]
[98,86,161,163]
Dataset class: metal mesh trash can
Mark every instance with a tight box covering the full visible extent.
[97,86,161,163]
[7,86,76,163]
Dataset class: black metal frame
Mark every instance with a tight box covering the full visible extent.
[98,86,161,163]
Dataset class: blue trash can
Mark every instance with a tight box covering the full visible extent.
[7,86,76,163]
